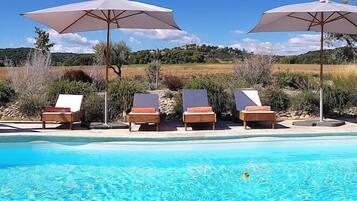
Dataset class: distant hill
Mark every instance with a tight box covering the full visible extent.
[0,44,249,67]
[278,47,357,65]
[0,48,93,67]
[1,45,355,67]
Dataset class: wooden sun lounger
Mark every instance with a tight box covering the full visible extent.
[182,89,217,131]
[128,94,160,132]
[41,94,84,130]
[234,90,276,129]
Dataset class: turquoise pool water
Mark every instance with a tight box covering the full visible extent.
[0,137,356,200]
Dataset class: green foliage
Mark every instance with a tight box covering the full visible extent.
[61,70,93,83]
[93,41,131,77]
[0,81,15,106]
[129,44,249,64]
[108,79,146,120]
[83,93,104,124]
[273,72,316,90]
[163,75,185,91]
[145,61,161,89]
[47,80,93,104]
[34,27,54,53]
[185,75,231,115]
[18,95,45,116]
[173,92,183,115]
[260,86,290,111]
[323,85,351,113]
[290,91,320,114]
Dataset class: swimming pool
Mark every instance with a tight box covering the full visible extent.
[0,137,356,200]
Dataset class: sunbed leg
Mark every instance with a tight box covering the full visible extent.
[184,123,187,131]
[212,122,215,130]
[42,121,46,129]
[129,122,132,132]
[69,122,73,130]
[272,121,275,129]
[156,123,159,132]
[244,121,247,130]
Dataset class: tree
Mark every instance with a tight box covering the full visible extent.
[34,27,54,53]
[325,0,357,57]
[93,41,131,78]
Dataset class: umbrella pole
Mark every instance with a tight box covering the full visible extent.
[319,15,324,122]
[104,19,111,126]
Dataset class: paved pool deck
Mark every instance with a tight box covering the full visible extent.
[0,119,356,141]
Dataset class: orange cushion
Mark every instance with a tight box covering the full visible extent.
[131,107,156,113]
[245,106,271,111]
[187,107,213,113]
[44,106,71,112]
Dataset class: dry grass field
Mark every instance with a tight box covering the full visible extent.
[1,63,357,80]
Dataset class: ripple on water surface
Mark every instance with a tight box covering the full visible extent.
[0,140,356,201]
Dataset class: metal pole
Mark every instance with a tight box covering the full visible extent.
[319,13,324,122]
[104,11,111,126]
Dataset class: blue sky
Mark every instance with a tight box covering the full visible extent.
[0,0,352,55]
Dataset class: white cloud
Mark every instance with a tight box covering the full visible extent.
[129,36,141,45]
[234,30,246,34]
[230,34,346,55]
[122,29,200,44]
[27,29,99,53]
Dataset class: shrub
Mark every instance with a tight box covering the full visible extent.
[234,54,273,86]
[0,81,15,106]
[145,61,162,89]
[173,92,183,115]
[185,75,231,115]
[47,80,94,104]
[88,68,106,91]
[9,51,55,100]
[290,91,320,114]
[18,95,46,116]
[83,93,104,124]
[108,79,146,120]
[273,72,314,90]
[323,85,351,113]
[260,86,290,111]
[163,75,185,91]
[61,69,93,83]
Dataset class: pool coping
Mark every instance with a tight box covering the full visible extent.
[1,131,357,143]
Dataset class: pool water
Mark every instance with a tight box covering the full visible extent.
[0,137,356,200]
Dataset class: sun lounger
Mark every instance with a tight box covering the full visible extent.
[41,94,84,130]
[128,93,160,131]
[234,90,276,129]
[182,89,216,131]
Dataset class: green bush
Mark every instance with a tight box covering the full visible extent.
[0,81,15,106]
[173,92,183,115]
[185,75,231,115]
[18,95,45,116]
[290,91,320,114]
[83,93,104,123]
[273,72,315,90]
[323,85,351,113]
[260,86,290,111]
[108,79,146,120]
[47,80,94,104]
[61,69,93,83]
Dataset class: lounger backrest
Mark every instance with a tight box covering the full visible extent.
[55,94,83,112]
[234,90,262,112]
[182,89,209,112]
[133,93,159,111]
